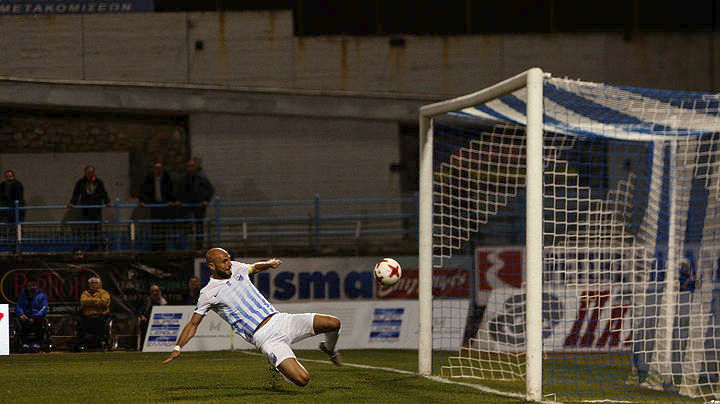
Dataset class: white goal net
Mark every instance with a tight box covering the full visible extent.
[419,69,720,402]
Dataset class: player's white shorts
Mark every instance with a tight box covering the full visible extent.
[253,312,316,368]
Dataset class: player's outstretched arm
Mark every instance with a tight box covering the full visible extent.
[250,258,282,274]
[162,313,204,364]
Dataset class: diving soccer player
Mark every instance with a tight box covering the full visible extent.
[162,248,342,386]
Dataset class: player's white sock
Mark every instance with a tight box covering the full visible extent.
[325,328,340,352]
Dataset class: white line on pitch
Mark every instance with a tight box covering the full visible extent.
[237,350,560,403]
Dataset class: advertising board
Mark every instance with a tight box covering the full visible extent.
[143,299,470,352]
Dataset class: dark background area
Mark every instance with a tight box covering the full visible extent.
[153,0,720,36]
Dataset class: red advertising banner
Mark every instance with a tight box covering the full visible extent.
[1,267,100,305]
[376,268,471,299]
[479,286,633,352]
[476,246,523,291]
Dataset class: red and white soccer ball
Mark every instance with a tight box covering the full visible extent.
[374,258,402,286]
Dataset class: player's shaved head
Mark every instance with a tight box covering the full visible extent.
[206,248,229,265]
[206,248,233,279]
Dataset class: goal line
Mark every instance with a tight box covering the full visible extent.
[237,350,557,403]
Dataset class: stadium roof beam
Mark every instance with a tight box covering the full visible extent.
[0,77,435,122]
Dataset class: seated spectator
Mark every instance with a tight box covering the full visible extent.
[138,284,167,345]
[183,276,201,305]
[79,277,111,348]
[15,279,49,350]
[72,248,85,262]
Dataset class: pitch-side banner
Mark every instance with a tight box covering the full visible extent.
[143,299,470,352]
[475,246,524,306]
[478,287,632,352]
[194,257,383,302]
[142,306,232,352]
[475,245,651,303]
[0,304,8,356]
[193,255,472,302]
[0,0,153,15]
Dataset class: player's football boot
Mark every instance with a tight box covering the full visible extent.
[319,342,343,366]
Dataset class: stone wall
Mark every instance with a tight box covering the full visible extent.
[0,111,188,195]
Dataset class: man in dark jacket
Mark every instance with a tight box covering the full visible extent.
[67,165,111,250]
[138,284,167,347]
[182,275,202,305]
[140,162,176,250]
[15,279,49,350]
[0,169,25,224]
[175,159,214,248]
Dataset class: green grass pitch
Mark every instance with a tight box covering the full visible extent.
[2,349,705,403]
[2,349,524,403]
[432,351,704,403]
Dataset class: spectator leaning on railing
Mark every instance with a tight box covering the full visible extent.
[67,165,111,250]
[0,169,26,224]
[140,161,176,250]
[175,158,214,248]
[140,161,176,208]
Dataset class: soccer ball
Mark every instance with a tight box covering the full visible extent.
[374,258,402,286]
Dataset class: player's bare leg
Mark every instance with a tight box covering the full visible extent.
[315,314,342,366]
[276,357,311,387]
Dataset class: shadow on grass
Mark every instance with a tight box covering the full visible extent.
[363,375,419,383]
[164,386,232,391]
[163,386,303,401]
[163,383,342,398]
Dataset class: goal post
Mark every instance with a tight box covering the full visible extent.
[418,68,545,400]
[418,68,720,402]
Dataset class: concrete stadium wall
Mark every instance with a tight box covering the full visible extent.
[0,79,420,211]
[190,113,401,216]
[1,10,718,216]
[0,11,718,94]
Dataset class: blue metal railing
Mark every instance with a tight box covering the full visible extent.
[0,195,418,254]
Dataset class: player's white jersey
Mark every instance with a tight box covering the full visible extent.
[194,261,277,343]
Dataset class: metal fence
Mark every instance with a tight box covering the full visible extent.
[0,195,418,254]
